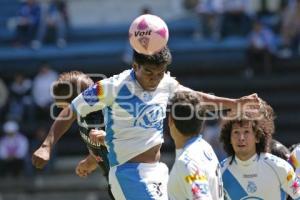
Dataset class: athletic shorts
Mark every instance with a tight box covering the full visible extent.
[109,162,169,200]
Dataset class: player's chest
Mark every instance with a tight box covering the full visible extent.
[231,165,280,198]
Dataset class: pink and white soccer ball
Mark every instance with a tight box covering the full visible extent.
[129,14,169,55]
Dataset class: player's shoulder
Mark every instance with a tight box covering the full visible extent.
[161,71,178,85]
[177,148,199,174]
[177,138,215,170]
[290,145,300,171]
[220,156,232,170]
[291,145,300,157]
[261,153,293,173]
[97,69,132,86]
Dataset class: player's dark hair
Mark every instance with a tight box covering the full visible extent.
[270,139,290,161]
[220,100,275,161]
[52,71,93,103]
[168,91,205,136]
[133,46,172,67]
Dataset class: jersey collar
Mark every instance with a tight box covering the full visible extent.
[234,153,259,166]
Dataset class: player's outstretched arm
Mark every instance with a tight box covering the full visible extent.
[32,105,77,169]
[196,92,260,111]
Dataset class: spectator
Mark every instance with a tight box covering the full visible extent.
[222,0,253,37]
[193,0,223,40]
[245,19,276,77]
[7,74,33,122]
[32,63,58,121]
[0,121,29,177]
[31,0,67,49]
[0,78,8,122]
[279,0,300,57]
[256,0,286,33]
[14,0,41,46]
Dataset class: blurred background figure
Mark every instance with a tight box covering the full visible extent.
[14,0,40,47]
[279,0,300,58]
[0,120,29,177]
[245,19,276,77]
[202,118,227,161]
[32,63,58,122]
[31,0,67,49]
[7,73,33,123]
[193,0,223,40]
[221,0,253,37]
[0,78,8,123]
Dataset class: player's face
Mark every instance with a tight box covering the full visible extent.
[133,64,166,91]
[230,121,258,161]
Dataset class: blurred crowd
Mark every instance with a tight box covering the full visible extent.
[0,63,58,177]
[188,0,300,76]
[12,0,68,49]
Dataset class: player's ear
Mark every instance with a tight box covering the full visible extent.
[132,62,139,71]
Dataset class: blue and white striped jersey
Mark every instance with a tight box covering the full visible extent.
[168,135,224,200]
[221,153,300,200]
[71,69,179,167]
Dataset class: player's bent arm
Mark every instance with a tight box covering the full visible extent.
[32,106,77,169]
[42,105,77,150]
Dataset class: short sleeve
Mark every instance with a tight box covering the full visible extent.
[71,79,115,117]
[290,146,300,175]
[165,72,193,99]
[178,160,212,200]
[277,159,300,199]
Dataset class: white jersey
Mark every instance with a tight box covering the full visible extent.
[168,135,224,200]
[221,153,300,200]
[290,145,300,175]
[72,69,178,167]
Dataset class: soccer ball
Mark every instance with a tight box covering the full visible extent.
[129,14,169,55]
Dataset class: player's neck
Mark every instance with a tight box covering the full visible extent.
[174,133,190,149]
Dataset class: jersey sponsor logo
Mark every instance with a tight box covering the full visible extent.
[185,171,208,184]
[134,104,164,130]
[191,182,209,199]
[246,181,257,193]
[243,174,258,178]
